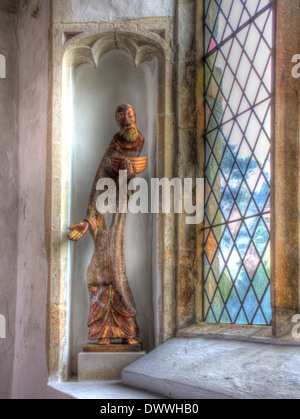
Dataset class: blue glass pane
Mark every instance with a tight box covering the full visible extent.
[236,182,251,215]
[261,285,272,324]
[228,164,243,198]
[204,0,272,325]
[253,218,269,256]
[253,308,267,325]
[220,147,235,180]
[253,175,269,212]
[236,223,251,258]
[245,213,259,236]
[219,227,233,261]
[227,288,241,322]
[220,187,234,220]
[244,287,259,322]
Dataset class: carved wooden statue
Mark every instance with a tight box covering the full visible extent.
[68,104,146,346]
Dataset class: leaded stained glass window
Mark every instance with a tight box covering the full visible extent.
[203,0,274,325]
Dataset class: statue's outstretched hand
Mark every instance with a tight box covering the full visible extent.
[68,221,89,241]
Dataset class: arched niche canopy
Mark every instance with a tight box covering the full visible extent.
[64,31,165,69]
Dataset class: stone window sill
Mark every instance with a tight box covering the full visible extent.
[177,323,300,346]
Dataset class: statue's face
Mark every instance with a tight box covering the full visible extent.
[116,105,138,143]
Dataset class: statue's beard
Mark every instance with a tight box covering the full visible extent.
[121,125,138,143]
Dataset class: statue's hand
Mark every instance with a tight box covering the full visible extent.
[68,221,89,241]
[120,159,136,181]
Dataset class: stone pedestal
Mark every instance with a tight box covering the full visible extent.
[78,352,146,381]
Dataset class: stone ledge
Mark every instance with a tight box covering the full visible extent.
[122,337,300,399]
[78,352,146,381]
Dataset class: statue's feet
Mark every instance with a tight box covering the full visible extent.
[126,338,139,345]
[98,338,111,345]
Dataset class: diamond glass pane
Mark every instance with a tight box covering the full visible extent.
[204,0,273,325]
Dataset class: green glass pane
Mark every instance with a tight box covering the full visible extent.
[213,170,226,202]
[206,0,219,33]
[252,263,268,301]
[206,191,219,224]
[213,132,226,163]
[206,51,217,70]
[236,309,248,325]
[206,130,218,149]
[212,211,225,242]
[206,154,218,186]
[211,289,225,321]
[205,270,217,301]
[204,254,210,279]
[235,268,250,303]
[212,249,225,279]
[219,268,232,301]
[206,308,216,323]
[204,293,210,317]
[220,309,232,324]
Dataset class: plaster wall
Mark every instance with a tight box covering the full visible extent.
[11,0,64,399]
[69,50,157,373]
[53,0,175,23]
[0,9,18,400]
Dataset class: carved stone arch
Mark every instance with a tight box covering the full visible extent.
[63,30,166,69]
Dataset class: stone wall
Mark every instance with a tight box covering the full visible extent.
[10,0,64,399]
[0,5,18,400]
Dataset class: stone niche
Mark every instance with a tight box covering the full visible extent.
[68,34,158,374]
[49,21,176,381]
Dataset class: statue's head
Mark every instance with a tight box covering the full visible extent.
[115,104,138,143]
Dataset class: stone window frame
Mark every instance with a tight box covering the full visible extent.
[187,0,300,340]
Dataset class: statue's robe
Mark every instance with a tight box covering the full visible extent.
[84,132,144,341]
